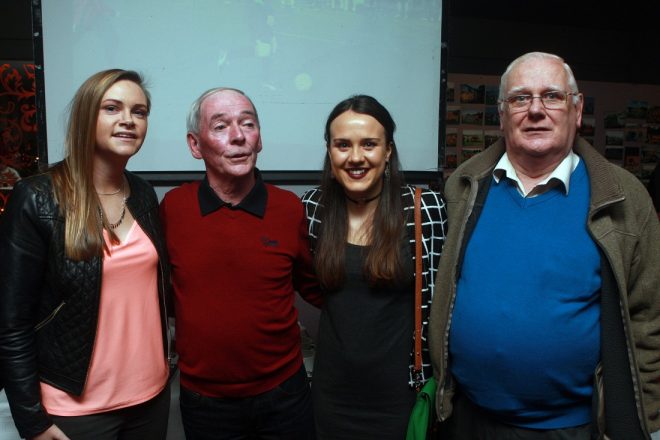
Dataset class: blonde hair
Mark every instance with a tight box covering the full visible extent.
[51,69,150,260]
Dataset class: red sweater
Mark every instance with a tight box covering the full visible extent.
[160,180,321,397]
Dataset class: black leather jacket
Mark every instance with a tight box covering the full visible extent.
[0,171,174,439]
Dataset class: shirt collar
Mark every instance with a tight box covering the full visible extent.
[198,169,267,218]
[493,150,580,197]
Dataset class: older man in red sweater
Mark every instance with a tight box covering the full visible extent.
[160,88,321,439]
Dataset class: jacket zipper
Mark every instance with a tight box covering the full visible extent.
[127,196,174,367]
[159,259,175,368]
[138,203,175,369]
[34,301,66,331]
[438,174,479,421]
[587,199,649,437]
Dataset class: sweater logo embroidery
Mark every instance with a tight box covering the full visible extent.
[261,236,279,247]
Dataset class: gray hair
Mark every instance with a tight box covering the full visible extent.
[186,87,260,134]
[498,52,580,112]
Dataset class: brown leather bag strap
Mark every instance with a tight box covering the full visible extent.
[413,187,423,386]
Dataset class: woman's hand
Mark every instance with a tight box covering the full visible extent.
[30,424,70,440]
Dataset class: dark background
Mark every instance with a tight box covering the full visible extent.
[446,1,660,86]
[3,1,659,85]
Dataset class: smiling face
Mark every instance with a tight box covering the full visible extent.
[327,110,392,201]
[95,79,149,160]
[499,56,583,166]
[188,89,262,182]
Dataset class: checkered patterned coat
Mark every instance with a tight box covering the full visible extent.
[301,185,447,387]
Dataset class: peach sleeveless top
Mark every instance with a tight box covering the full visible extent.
[41,222,168,415]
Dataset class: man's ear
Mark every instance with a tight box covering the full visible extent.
[187,133,203,159]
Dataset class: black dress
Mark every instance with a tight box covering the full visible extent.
[312,242,416,440]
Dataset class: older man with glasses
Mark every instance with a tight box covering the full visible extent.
[429,52,660,440]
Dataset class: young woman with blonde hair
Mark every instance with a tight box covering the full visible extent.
[0,69,174,439]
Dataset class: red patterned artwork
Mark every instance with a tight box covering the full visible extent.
[0,62,38,214]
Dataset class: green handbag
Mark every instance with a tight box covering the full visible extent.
[406,377,437,440]
[406,187,437,440]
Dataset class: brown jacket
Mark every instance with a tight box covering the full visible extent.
[429,137,660,437]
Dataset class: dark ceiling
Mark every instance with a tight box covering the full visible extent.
[445,0,660,85]
[2,1,659,84]
[448,0,660,31]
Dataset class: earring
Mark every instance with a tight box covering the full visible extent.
[384,161,390,180]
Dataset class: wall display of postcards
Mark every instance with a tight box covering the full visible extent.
[484,130,500,147]
[580,115,595,146]
[460,84,484,104]
[445,73,660,185]
[604,101,660,181]
[444,75,502,170]
[484,106,500,126]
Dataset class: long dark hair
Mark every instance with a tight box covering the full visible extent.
[315,95,406,291]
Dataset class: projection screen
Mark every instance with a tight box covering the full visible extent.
[36,0,445,180]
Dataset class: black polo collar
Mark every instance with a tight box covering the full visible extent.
[198,169,267,218]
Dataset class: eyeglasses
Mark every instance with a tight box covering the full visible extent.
[500,91,579,113]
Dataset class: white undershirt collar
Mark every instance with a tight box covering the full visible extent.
[493,150,580,197]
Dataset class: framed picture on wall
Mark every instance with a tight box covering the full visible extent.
[460,84,485,104]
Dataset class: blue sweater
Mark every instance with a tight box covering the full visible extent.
[449,160,601,429]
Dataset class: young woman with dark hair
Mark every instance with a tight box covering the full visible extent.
[302,95,448,439]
